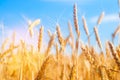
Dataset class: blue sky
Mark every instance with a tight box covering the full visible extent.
[0,0,120,50]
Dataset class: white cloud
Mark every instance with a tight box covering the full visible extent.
[90,13,119,24]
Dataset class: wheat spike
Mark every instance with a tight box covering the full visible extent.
[82,16,89,36]
[73,3,80,37]
[45,33,56,56]
[94,26,102,51]
[69,64,77,80]
[38,26,44,52]
[28,19,40,30]
[99,66,109,80]
[97,12,105,25]
[68,21,75,50]
[35,55,52,80]
[108,41,120,70]
[82,16,90,45]
[56,24,67,53]
[112,25,120,43]
[68,21,74,42]
[56,24,64,45]
[28,19,40,37]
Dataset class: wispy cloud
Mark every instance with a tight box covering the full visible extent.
[89,13,119,24]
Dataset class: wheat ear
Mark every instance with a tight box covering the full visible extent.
[108,41,120,70]
[56,24,64,45]
[82,16,90,45]
[45,33,56,57]
[94,26,103,51]
[35,55,51,80]
[97,12,105,26]
[112,25,120,43]
[69,64,77,80]
[38,26,44,52]
[73,3,80,37]
[68,21,75,50]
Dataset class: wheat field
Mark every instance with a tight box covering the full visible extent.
[1,2,120,80]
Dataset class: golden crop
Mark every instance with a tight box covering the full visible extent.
[1,2,120,80]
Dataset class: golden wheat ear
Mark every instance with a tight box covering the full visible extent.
[108,41,120,70]
[28,19,40,37]
[56,24,64,45]
[97,12,105,26]
[68,21,75,50]
[38,26,44,52]
[45,33,56,57]
[73,3,80,38]
[82,16,90,45]
[112,25,120,43]
[94,26,103,51]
